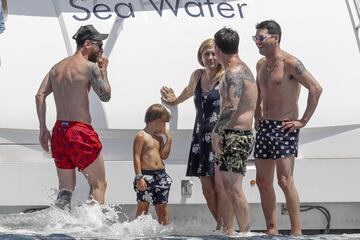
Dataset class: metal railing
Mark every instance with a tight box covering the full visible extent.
[354,0,360,30]
[346,0,360,53]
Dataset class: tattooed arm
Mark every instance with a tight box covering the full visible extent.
[282,58,323,132]
[213,65,255,133]
[88,58,111,102]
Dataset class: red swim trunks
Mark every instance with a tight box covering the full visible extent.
[51,120,102,171]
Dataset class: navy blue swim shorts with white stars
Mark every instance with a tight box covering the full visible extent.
[254,119,299,160]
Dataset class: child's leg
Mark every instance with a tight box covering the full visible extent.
[136,201,150,218]
[155,203,169,225]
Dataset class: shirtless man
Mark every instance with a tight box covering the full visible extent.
[35,25,111,209]
[212,27,258,234]
[253,20,322,235]
[133,104,173,225]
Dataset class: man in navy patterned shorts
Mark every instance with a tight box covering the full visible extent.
[254,120,299,160]
[253,20,322,235]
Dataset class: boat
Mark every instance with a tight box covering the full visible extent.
[0,0,359,234]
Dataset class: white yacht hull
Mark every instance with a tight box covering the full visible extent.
[0,0,360,232]
[1,125,359,231]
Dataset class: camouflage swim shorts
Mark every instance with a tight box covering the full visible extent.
[215,129,255,175]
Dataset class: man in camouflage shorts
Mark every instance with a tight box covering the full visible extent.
[215,129,254,175]
[211,27,258,234]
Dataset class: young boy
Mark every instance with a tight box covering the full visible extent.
[133,103,173,225]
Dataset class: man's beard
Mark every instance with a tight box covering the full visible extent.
[89,52,99,63]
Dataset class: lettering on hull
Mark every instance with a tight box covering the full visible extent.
[70,0,247,21]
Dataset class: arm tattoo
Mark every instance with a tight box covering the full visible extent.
[88,64,111,102]
[225,65,255,103]
[242,66,256,83]
[225,70,243,98]
[295,59,306,75]
[213,108,233,133]
[214,65,255,133]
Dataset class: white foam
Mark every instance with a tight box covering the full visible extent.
[0,203,172,239]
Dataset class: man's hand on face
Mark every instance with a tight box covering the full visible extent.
[97,56,108,70]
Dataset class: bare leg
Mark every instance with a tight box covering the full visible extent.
[221,171,250,233]
[214,166,234,231]
[136,201,150,218]
[155,203,169,225]
[276,156,302,236]
[82,152,107,204]
[255,159,278,235]
[56,167,76,191]
[199,176,218,227]
[55,167,76,210]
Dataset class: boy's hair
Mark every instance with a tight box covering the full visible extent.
[144,104,171,123]
[256,20,282,43]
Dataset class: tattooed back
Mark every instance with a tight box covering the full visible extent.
[220,61,258,131]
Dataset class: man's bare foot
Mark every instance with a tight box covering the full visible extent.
[290,230,302,236]
[223,227,234,236]
[266,223,279,235]
[266,229,279,235]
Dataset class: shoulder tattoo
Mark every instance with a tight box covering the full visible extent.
[225,66,255,97]
[295,59,306,75]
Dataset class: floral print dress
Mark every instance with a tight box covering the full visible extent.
[186,71,220,177]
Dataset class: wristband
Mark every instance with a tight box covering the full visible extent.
[135,174,143,181]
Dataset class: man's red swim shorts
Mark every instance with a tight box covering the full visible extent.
[51,120,102,171]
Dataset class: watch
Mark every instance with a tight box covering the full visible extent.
[135,174,143,181]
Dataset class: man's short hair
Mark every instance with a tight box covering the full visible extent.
[145,104,171,123]
[214,27,239,55]
[72,25,108,47]
[256,20,282,43]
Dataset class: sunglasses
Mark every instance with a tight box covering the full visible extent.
[252,35,273,43]
[89,40,103,49]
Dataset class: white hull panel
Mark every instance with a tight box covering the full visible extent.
[1,125,359,230]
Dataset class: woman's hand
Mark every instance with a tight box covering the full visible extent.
[160,86,177,105]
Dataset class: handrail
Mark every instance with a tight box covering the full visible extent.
[354,0,360,30]
[52,0,73,56]
[346,0,360,53]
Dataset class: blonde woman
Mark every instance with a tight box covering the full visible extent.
[161,38,231,230]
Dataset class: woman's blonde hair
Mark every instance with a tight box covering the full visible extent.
[197,38,224,81]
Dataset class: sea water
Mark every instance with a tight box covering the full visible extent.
[0,204,359,240]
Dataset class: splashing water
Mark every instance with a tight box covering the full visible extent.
[0,203,172,239]
[0,204,360,239]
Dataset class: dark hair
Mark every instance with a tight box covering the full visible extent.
[256,20,282,43]
[214,27,239,54]
[72,25,108,49]
[145,104,171,123]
